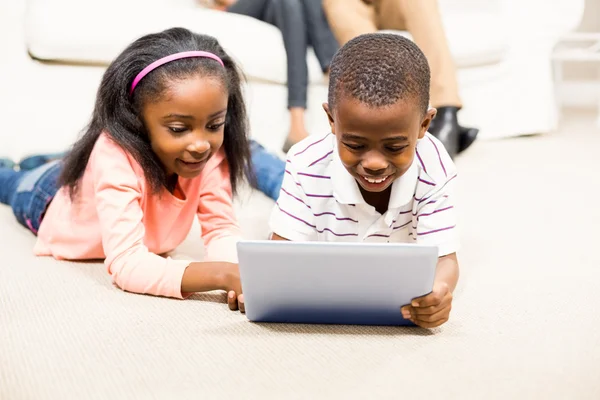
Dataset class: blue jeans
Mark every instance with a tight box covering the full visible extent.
[0,141,285,234]
[250,141,285,200]
[0,160,62,234]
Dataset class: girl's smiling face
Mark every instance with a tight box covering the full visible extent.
[141,74,228,179]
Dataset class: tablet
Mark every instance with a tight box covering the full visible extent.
[237,240,438,326]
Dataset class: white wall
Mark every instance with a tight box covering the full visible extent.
[560,0,600,108]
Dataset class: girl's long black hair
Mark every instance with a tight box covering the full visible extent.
[59,27,252,197]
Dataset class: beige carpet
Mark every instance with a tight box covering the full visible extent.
[1,111,600,399]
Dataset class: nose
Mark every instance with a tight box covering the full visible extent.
[361,151,388,175]
[186,133,210,155]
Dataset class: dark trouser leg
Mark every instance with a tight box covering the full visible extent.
[227,0,270,18]
[264,0,309,109]
[229,0,309,109]
[301,0,339,72]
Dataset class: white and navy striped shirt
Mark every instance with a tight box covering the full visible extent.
[269,132,459,256]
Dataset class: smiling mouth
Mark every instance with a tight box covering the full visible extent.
[180,159,204,165]
[177,157,209,171]
[361,175,390,184]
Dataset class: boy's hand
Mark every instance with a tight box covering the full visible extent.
[401,282,452,328]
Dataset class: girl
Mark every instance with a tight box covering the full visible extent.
[0,27,279,310]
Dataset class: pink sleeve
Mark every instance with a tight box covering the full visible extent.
[197,150,242,263]
[91,140,189,299]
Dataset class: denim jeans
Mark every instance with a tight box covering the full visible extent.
[0,160,62,234]
[250,141,285,201]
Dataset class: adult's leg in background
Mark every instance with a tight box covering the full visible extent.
[227,0,270,18]
[301,0,339,72]
[262,0,309,111]
[264,0,311,151]
[230,0,310,151]
[375,0,461,109]
[375,0,478,156]
[229,0,309,110]
[322,0,378,46]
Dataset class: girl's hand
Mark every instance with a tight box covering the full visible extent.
[227,290,244,313]
[401,282,453,328]
[220,263,244,313]
[181,261,244,311]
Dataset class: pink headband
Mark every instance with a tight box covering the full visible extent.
[129,51,225,95]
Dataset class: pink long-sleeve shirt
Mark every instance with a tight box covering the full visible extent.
[34,133,241,299]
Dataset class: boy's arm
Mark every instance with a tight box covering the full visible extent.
[268,156,318,242]
[435,252,459,293]
[271,233,290,241]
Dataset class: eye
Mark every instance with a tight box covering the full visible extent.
[386,145,408,154]
[343,143,365,151]
[207,121,226,132]
[168,126,188,134]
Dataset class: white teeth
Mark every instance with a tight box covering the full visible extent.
[364,176,388,184]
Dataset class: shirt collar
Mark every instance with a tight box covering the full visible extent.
[328,144,419,209]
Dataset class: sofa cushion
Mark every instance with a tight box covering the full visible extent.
[25,0,327,85]
[26,0,506,87]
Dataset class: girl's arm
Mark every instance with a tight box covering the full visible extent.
[181,261,240,294]
[196,150,242,264]
[188,152,245,308]
[92,144,239,299]
[91,144,194,298]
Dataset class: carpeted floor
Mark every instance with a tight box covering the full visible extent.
[1,111,599,399]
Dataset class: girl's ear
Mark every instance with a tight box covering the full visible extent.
[322,103,335,134]
[419,107,437,139]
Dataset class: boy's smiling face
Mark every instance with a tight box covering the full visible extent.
[324,95,436,194]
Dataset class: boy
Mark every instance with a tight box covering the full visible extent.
[269,33,459,328]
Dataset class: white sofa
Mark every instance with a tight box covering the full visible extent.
[0,0,585,161]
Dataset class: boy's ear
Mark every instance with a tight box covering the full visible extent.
[419,107,437,139]
[322,103,335,134]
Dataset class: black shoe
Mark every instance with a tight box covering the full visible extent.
[458,126,479,153]
[428,106,461,158]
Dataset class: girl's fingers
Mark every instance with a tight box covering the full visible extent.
[228,290,238,311]
[238,294,245,313]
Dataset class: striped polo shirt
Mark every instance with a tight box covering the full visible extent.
[269,131,459,256]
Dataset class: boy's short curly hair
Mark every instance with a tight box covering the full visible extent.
[328,33,431,114]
